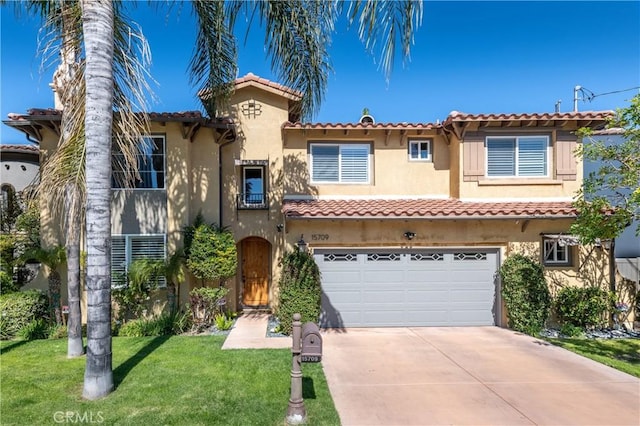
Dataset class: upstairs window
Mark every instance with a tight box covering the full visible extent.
[310,143,370,184]
[486,136,548,178]
[113,136,165,189]
[409,139,432,162]
[240,166,266,208]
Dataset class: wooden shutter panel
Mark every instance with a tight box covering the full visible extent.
[556,131,577,181]
[463,135,485,182]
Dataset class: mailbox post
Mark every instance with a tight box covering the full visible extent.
[286,313,306,425]
[286,314,324,425]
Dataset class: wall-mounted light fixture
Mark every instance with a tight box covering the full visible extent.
[297,234,308,252]
[403,231,416,241]
[276,223,284,233]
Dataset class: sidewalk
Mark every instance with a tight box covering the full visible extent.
[221,311,291,350]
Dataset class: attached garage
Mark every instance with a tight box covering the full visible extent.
[316,248,499,328]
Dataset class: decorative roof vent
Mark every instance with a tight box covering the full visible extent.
[359,107,375,124]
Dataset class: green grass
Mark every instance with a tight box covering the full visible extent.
[0,336,340,426]
[543,337,640,378]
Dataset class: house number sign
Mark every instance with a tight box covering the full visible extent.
[311,234,330,241]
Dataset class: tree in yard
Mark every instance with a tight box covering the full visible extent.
[24,0,423,400]
[81,0,117,400]
[571,94,640,242]
[20,245,67,326]
[18,0,153,359]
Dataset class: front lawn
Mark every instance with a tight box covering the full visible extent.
[0,336,340,425]
[543,337,640,378]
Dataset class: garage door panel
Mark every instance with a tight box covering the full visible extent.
[323,291,362,304]
[406,290,449,302]
[363,290,405,303]
[316,249,498,327]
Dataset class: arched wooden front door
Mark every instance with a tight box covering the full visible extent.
[241,237,270,306]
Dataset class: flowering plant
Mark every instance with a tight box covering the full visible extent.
[614,302,629,312]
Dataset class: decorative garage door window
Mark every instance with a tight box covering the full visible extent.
[323,253,358,262]
[454,252,488,261]
[367,253,401,261]
[410,252,444,261]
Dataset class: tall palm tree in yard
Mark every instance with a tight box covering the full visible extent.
[20,0,153,360]
[81,0,116,400]
[26,0,424,400]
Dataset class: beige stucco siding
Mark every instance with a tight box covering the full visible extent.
[282,130,450,198]
[221,86,292,310]
[456,129,584,200]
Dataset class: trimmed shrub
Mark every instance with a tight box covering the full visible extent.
[559,323,584,337]
[186,224,237,285]
[0,290,49,339]
[555,286,612,328]
[500,254,551,335]
[275,250,321,335]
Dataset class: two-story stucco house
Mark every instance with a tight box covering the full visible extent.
[4,73,617,328]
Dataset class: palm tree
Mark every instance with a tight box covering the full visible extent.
[162,250,186,314]
[81,0,116,400]
[21,245,67,325]
[21,0,153,359]
[25,0,423,400]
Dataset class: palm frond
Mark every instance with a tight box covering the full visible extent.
[190,0,238,116]
[342,0,423,81]
[248,0,336,120]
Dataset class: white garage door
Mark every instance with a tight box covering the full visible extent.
[315,248,499,327]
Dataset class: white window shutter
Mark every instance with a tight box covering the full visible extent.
[340,145,369,182]
[518,137,547,176]
[487,139,516,176]
[311,145,339,182]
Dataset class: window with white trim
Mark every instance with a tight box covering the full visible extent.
[111,234,166,287]
[112,136,165,189]
[486,136,549,177]
[409,139,431,161]
[310,143,370,184]
[542,238,571,266]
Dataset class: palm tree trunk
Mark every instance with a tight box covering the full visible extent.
[48,270,63,325]
[66,200,84,357]
[81,0,114,400]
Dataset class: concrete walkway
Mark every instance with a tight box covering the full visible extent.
[321,327,640,426]
[221,312,290,350]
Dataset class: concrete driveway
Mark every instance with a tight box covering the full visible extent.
[320,327,639,425]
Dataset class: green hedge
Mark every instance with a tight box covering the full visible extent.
[275,250,321,335]
[0,290,49,339]
[500,254,551,335]
[555,286,612,328]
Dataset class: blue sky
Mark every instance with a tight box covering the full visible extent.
[2,1,639,143]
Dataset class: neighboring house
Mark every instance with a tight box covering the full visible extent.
[0,143,40,207]
[4,73,617,328]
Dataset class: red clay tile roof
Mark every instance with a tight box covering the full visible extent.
[444,110,613,124]
[0,144,40,154]
[6,109,217,122]
[234,72,302,100]
[282,122,438,130]
[283,198,577,219]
